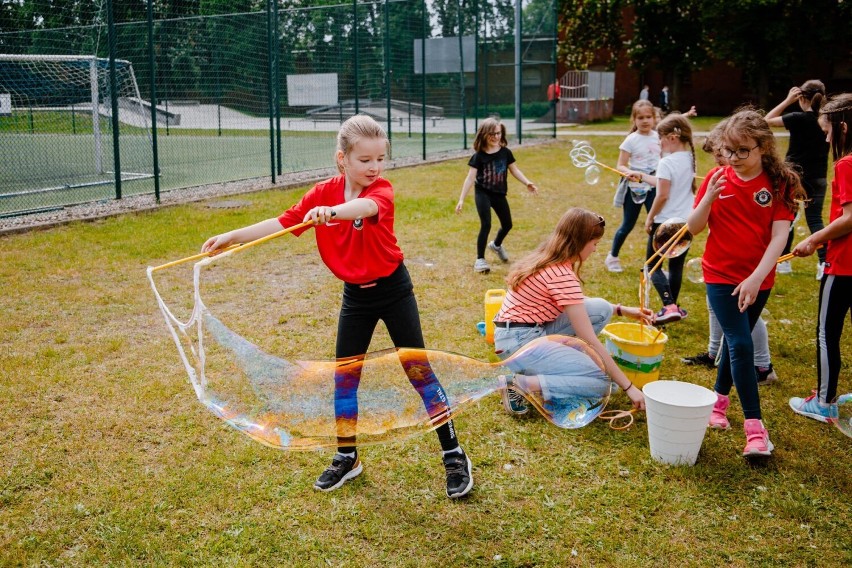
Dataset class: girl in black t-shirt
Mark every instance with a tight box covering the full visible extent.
[456,118,538,273]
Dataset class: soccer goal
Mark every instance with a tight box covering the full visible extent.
[0,54,155,210]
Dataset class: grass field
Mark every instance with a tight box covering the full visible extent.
[1,136,850,566]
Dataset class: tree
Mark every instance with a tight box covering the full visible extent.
[557,0,625,70]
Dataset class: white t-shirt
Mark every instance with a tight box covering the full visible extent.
[619,131,660,173]
[653,150,694,223]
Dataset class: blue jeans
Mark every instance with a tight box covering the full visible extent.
[493,298,612,400]
[706,284,771,420]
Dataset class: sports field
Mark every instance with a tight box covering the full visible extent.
[1,136,849,566]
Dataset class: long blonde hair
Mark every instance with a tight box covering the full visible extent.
[336,114,390,173]
[507,208,605,290]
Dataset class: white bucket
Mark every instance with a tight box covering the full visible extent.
[643,380,717,466]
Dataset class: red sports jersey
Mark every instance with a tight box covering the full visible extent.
[695,166,795,289]
[277,175,403,284]
[826,155,852,276]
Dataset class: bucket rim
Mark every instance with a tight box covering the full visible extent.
[643,380,717,408]
[601,322,668,346]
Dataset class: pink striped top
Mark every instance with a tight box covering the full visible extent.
[495,262,584,324]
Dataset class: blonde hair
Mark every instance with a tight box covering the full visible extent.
[336,114,390,173]
[507,208,605,290]
[656,113,697,193]
[629,100,655,133]
[723,107,806,213]
[473,117,507,151]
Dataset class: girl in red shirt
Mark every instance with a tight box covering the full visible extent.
[790,93,852,422]
[202,115,473,498]
[687,108,805,458]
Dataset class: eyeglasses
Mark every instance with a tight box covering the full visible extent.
[596,215,606,228]
[488,130,502,137]
[720,145,759,160]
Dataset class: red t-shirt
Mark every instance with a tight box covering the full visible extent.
[826,155,852,276]
[695,166,795,289]
[277,175,403,284]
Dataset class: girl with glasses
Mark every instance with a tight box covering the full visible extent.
[687,108,806,458]
[492,207,652,417]
[789,93,852,423]
[456,117,538,273]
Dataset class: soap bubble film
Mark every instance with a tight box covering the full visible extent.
[686,257,704,284]
[584,165,601,185]
[835,393,852,438]
[652,217,692,258]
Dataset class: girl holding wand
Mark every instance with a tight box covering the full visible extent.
[687,108,805,457]
[202,115,473,498]
[456,117,538,274]
[641,113,696,324]
[606,99,661,273]
[790,93,852,422]
[492,207,652,416]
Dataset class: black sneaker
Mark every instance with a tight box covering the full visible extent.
[681,351,716,368]
[756,364,778,386]
[313,453,363,492]
[499,375,530,415]
[443,449,474,499]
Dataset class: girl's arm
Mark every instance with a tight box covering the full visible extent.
[564,303,646,410]
[611,303,654,324]
[202,217,285,253]
[508,163,537,193]
[687,169,725,235]
[303,197,378,225]
[617,149,643,181]
[456,167,478,213]
[793,202,852,256]
[644,178,670,234]
[765,87,800,126]
[733,219,790,312]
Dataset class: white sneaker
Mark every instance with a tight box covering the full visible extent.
[605,253,623,273]
[777,260,792,275]
[474,258,491,273]
[816,262,825,280]
[488,241,509,263]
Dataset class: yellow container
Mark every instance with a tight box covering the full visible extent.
[483,289,506,344]
[601,322,668,388]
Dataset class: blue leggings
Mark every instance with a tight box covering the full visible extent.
[706,284,771,420]
[611,188,657,257]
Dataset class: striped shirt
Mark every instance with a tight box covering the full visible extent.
[495,262,584,323]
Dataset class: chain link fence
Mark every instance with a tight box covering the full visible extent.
[0,0,557,217]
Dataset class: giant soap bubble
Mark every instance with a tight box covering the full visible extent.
[147,241,613,451]
[652,217,693,258]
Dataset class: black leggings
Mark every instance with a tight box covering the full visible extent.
[782,177,828,263]
[816,274,852,403]
[646,222,686,307]
[474,188,512,258]
[334,263,458,453]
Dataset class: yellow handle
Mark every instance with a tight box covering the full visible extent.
[149,219,315,273]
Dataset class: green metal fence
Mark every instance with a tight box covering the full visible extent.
[0,0,557,217]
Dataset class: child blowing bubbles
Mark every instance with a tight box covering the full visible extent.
[789,93,852,422]
[202,115,474,498]
[687,108,806,458]
[456,118,537,274]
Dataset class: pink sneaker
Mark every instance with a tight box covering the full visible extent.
[708,393,730,430]
[742,419,774,457]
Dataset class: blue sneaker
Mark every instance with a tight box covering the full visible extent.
[789,391,837,424]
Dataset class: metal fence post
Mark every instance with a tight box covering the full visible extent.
[107,0,122,198]
[146,0,161,203]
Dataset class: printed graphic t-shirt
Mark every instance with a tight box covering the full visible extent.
[469,147,516,195]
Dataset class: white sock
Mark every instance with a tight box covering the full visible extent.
[442,447,463,457]
[336,451,356,459]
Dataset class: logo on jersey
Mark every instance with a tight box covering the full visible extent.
[353,218,364,231]
[753,188,772,207]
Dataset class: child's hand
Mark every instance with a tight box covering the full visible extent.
[304,206,336,225]
[732,276,761,312]
[526,182,538,194]
[455,201,464,214]
[644,217,654,235]
[623,306,654,325]
[202,232,235,254]
[793,237,818,257]
[626,384,646,410]
[705,168,727,201]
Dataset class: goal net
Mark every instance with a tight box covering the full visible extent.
[0,54,154,209]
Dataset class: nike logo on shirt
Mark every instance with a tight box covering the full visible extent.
[718,194,734,199]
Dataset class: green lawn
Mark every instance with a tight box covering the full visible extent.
[1,137,849,566]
